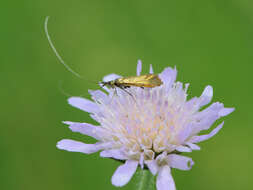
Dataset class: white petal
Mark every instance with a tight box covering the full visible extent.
[199,85,213,107]
[167,154,194,170]
[56,139,103,154]
[68,97,99,113]
[219,108,235,117]
[111,160,138,187]
[100,149,127,160]
[137,60,142,76]
[64,122,106,140]
[176,145,192,152]
[156,165,176,190]
[145,160,158,175]
[103,73,121,82]
[149,64,154,74]
[190,122,224,143]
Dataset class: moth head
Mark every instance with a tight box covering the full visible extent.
[99,81,115,88]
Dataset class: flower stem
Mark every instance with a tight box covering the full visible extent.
[137,169,156,190]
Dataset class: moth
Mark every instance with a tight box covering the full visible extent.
[100,74,163,97]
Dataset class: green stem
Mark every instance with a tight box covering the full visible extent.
[137,169,156,190]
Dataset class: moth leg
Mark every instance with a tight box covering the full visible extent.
[119,86,132,97]
[113,88,118,97]
[110,88,118,103]
[118,86,137,103]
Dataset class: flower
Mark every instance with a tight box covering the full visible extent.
[57,60,234,190]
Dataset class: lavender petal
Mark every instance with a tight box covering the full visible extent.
[190,121,224,143]
[149,64,154,74]
[159,67,177,86]
[145,160,158,175]
[190,102,225,134]
[68,97,99,113]
[100,149,127,160]
[185,142,201,150]
[63,121,106,140]
[175,145,192,152]
[199,85,213,107]
[137,60,142,76]
[57,139,103,154]
[156,165,176,190]
[111,160,138,187]
[219,107,235,117]
[88,90,109,103]
[103,73,121,82]
[167,154,194,170]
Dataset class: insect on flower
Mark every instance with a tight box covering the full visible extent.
[100,74,163,97]
[100,74,163,89]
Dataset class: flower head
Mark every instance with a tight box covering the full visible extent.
[57,60,234,190]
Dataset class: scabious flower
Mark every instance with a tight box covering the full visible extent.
[57,60,234,190]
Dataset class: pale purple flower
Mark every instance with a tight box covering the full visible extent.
[57,60,234,190]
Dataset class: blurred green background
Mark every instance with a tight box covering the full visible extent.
[1,0,252,189]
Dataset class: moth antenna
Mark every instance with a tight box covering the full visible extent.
[109,88,117,104]
[58,80,89,98]
[44,16,82,78]
[58,80,73,97]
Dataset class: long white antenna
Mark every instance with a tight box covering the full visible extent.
[44,16,82,78]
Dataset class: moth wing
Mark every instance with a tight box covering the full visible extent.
[117,74,163,87]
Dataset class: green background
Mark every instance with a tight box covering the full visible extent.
[1,0,252,189]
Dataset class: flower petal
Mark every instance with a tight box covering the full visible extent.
[111,160,138,187]
[175,145,192,152]
[103,73,121,82]
[219,107,235,117]
[88,90,109,103]
[156,151,168,163]
[199,85,213,107]
[137,60,142,76]
[68,97,99,113]
[62,121,75,125]
[190,121,224,143]
[156,165,176,190]
[100,149,127,160]
[167,154,194,170]
[149,64,154,74]
[159,67,177,86]
[139,153,144,169]
[145,160,158,175]
[63,121,106,140]
[190,102,225,134]
[177,124,193,144]
[185,142,201,150]
[57,139,103,154]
